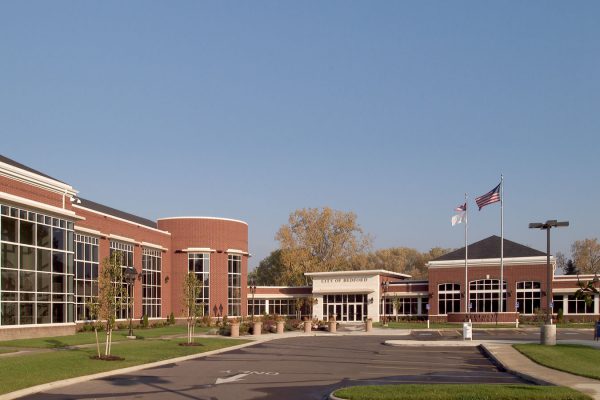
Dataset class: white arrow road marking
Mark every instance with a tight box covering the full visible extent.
[215,373,249,385]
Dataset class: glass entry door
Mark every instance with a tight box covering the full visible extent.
[322,294,368,322]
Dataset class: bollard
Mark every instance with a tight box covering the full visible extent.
[276,320,285,334]
[427,319,430,329]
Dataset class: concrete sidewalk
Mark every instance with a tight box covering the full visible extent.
[386,338,600,400]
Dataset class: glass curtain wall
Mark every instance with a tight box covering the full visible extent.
[109,241,134,320]
[74,234,99,321]
[227,254,242,316]
[1,204,74,326]
[187,252,210,316]
[142,248,162,318]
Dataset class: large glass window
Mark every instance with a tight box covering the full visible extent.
[142,248,162,319]
[438,283,461,315]
[516,281,541,314]
[469,279,507,313]
[247,299,266,316]
[270,298,296,316]
[75,234,99,321]
[0,204,74,326]
[385,297,419,316]
[227,254,242,316]
[109,241,134,320]
[567,295,594,314]
[188,253,210,316]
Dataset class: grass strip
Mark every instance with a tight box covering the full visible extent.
[0,325,200,348]
[514,344,600,380]
[0,337,249,394]
[333,384,591,400]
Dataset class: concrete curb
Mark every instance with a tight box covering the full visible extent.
[479,344,554,386]
[0,339,262,400]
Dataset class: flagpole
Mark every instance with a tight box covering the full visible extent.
[464,193,469,316]
[500,175,504,314]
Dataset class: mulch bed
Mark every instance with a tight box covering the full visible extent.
[89,355,125,361]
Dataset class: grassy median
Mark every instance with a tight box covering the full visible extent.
[514,344,600,380]
[333,384,591,400]
[0,325,208,349]
[0,337,249,395]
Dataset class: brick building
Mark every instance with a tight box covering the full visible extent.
[0,154,596,340]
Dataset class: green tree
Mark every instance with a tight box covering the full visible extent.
[97,251,128,358]
[571,238,600,274]
[182,272,203,344]
[275,207,372,285]
[250,250,286,285]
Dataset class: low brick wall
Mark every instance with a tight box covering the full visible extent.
[0,324,77,341]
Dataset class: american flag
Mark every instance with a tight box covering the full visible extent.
[455,203,467,212]
[475,183,501,210]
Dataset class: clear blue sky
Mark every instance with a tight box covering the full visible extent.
[1,1,598,269]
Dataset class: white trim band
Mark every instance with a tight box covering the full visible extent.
[141,241,168,251]
[108,234,137,244]
[74,226,104,236]
[181,247,216,253]
[0,191,81,219]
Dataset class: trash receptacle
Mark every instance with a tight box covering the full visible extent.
[462,322,472,340]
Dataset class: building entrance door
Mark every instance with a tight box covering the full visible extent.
[322,294,368,322]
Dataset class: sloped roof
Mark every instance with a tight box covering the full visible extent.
[433,235,546,261]
[78,198,157,229]
[0,154,65,183]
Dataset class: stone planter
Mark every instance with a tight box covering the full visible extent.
[230,323,240,338]
[276,320,285,334]
[328,320,337,333]
[365,319,372,332]
[253,321,262,336]
[303,320,311,333]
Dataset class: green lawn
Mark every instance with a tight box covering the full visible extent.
[0,325,200,348]
[514,344,600,380]
[0,337,249,395]
[333,384,591,400]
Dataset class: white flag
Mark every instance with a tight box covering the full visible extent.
[451,212,466,226]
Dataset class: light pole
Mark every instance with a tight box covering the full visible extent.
[529,219,569,345]
[123,267,138,338]
[249,277,257,321]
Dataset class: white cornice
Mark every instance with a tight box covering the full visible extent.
[157,216,248,225]
[141,241,168,252]
[427,256,553,269]
[0,191,82,220]
[73,204,171,236]
[181,247,216,253]
[74,226,104,237]
[226,248,249,256]
[108,234,137,244]
[0,161,77,196]
[305,269,411,278]
[249,294,311,299]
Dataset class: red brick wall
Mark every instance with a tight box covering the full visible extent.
[428,263,548,315]
[157,218,248,318]
[0,175,72,211]
[75,206,171,319]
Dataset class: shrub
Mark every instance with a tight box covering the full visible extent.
[140,314,149,329]
[168,312,175,325]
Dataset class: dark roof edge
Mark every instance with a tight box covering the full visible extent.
[0,154,66,184]
[77,198,158,229]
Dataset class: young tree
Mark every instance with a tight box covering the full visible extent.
[392,296,402,321]
[86,298,101,358]
[276,207,372,285]
[97,251,128,358]
[182,272,203,344]
[571,238,600,274]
